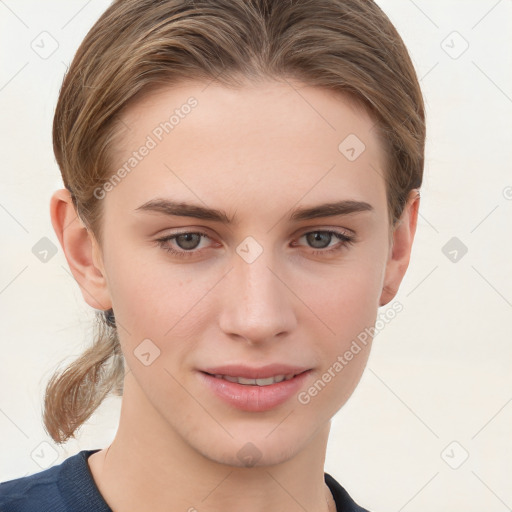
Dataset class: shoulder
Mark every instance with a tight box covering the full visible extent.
[0,449,109,512]
[324,472,373,512]
[0,459,66,512]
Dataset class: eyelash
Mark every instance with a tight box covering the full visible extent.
[155,229,355,258]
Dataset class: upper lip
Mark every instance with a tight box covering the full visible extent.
[200,364,311,379]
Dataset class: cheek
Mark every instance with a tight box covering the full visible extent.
[103,240,193,330]
[294,246,386,406]
[300,254,385,337]
[298,270,380,414]
[103,244,220,370]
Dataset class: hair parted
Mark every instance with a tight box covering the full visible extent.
[44,0,425,444]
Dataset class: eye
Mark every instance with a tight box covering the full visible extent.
[294,229,355,255]
[155,231,212,258]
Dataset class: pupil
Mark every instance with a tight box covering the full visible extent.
[307,232,331,249]
[177,233,200,250]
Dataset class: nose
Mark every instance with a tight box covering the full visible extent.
[218,248,297,344]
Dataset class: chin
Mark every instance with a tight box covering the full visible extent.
[189,427,308,468]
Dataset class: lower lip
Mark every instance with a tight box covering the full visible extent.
[197,370,312,412]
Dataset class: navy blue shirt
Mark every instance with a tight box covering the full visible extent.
[0,449,370,511]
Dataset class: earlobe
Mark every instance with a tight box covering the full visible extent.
[50,188,112,311]
[379,189,420,307]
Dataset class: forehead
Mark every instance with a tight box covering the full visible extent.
[105,79,388,219]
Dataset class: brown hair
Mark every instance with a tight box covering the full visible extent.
[44,0,425,443]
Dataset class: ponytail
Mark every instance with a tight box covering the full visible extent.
[42,309,124,444]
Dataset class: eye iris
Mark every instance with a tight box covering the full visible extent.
[306,232,331,249]
[176,233,201,250]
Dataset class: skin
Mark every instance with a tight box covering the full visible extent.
[50,78,419,512]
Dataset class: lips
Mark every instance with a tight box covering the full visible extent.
[197,367,312,412]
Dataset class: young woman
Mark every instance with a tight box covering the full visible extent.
[0,0,424,510]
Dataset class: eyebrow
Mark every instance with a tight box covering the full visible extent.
[134,198,374,224]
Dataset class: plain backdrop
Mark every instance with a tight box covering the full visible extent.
[1,1,511,510]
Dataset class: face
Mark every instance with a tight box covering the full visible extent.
[87,79,401,466]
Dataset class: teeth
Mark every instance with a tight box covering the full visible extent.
[212,373,297,386]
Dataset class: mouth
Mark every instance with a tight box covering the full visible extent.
[201,371,307,386]
[197,368,312,412]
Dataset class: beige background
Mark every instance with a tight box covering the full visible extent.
[1,1,511,510]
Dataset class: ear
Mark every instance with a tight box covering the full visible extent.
[50,188,112,311]
[379,189,420,307]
